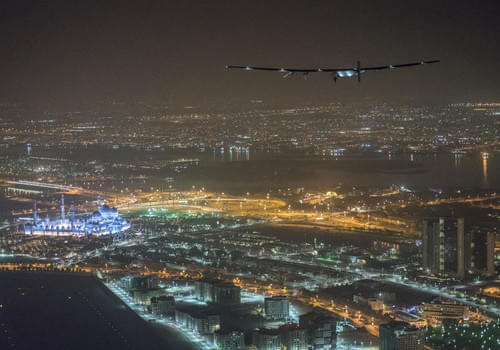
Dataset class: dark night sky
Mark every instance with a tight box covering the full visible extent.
[1,0,499,109]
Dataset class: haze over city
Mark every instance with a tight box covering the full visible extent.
[1,0,500,109]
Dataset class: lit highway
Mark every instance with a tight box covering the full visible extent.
[112,190,415,236]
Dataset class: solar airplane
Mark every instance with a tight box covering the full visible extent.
[226,60,440,83]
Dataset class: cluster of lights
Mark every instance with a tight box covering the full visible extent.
[426,320,500,349]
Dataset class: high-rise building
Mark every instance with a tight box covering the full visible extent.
[175,307,220,335]
[470,228,497,277]
[299,311,337,349]
[215,330,245,350]
[264,295,289,321]
[279,324,308,350]
[150,295,175,316]
[422,217,470,279]
[252,328,282,350]
[422,218,441,274]
[379,321,425,350]
[213,282,241,305]
[194,279,213,302]
[485,232,496,276]
[194,279,241,305]
[121,275,159,292]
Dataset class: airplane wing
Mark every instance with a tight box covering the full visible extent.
[361,60,440,71]
[225,60,439,82]
[225,65,354,73]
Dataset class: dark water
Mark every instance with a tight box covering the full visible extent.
[0,272,197,350]
[4,143,499,190]
[179,151,500,193]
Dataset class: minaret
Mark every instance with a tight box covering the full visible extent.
[33,200,37,223]
[70,203,75,228]
[61,194,65,221]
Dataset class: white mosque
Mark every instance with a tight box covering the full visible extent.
[24,195,130,236]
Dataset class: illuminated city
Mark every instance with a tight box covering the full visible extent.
[1,1,500,350]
